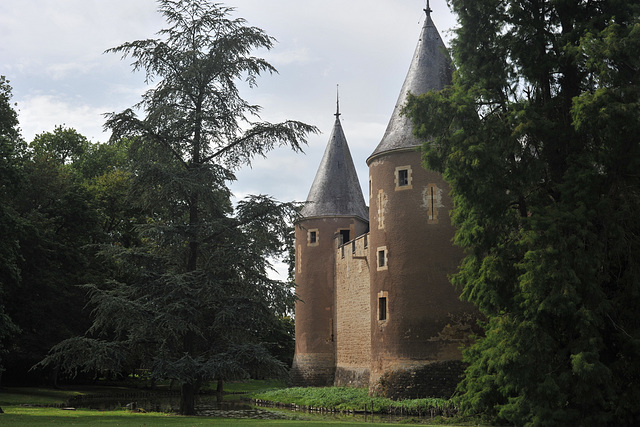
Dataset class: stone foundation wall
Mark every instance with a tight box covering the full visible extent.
[289,353,335,387]
[375,360,467,399]
[334,366,370,388]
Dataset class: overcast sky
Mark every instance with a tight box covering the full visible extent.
[1,0,458,207]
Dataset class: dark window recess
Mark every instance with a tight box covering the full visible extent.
[378,249,386,267]
[340,229,350,244]
[309,230,317,244]
[352,240,356,254]
[379,297,387,321]
[398,169,409,186]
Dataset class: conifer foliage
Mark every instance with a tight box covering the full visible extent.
[37,0,316,415]
[406,1,640,425]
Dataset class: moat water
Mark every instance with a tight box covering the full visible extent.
[67,394,429,423]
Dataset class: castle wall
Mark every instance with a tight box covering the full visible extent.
[291,216,368,386]
[334,233,371,387]
[367,149,477,391]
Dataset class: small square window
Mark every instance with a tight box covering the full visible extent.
[308,229,319,246]
[398,169,409,186]
[395,166,412,190]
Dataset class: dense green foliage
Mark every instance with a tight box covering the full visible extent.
[35,0,316,416]
[0,76,23,388]
[406,1,640,425]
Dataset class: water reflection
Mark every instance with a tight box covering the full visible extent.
[68,394,433,423]
[68,395,286,420]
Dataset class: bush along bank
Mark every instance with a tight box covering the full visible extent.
[251,387,458,418]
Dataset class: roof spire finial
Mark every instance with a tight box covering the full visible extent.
[424,0,432,16]
[335,84,341,118]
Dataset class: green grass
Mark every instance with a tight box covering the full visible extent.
[0,406,453,426]
[252,387,457,417]
[0,382,468,425]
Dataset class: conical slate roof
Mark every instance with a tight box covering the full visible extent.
[300,107,368,222]
[367,9,452,163]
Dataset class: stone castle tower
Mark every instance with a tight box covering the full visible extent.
[291,7,478,398]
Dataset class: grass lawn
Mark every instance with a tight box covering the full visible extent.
[0,382,461,426]
[1,406,454,426]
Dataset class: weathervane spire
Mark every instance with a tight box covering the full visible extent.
[335,84,341,118]
[424,0,432,15]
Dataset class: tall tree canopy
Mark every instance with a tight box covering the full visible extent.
[38,0,316,416]
[0,76,23,387]
[406,1,640,425]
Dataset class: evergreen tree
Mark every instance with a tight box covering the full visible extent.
[0,76,23,389]
[38,0,316,415]
[406,1,640,425]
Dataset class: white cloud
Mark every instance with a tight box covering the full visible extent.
[18,94,110,142]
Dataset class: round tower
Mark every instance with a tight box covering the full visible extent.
[291,100,369,386]
[366,7,476,393]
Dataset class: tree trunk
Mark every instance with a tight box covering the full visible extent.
[180,382,196,415]
[216,379,224,402]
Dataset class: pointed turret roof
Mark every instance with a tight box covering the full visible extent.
[300,99,368,222]
[367,7,452,164]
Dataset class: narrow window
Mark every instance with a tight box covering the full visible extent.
[377,190,385,229]
[379,297,387,321]
[377,246,388,270]
[352,240,356,254]
[340,229,350,244]
[425,184,439,224]
[378,291,388,321]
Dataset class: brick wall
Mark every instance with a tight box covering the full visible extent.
[334,233,371,387]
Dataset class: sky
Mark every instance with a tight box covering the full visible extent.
[1,1,457,274]
[1,0,458,200]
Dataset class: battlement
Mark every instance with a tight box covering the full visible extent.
[336,232,369,262]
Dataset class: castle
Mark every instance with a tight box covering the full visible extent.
[290,6,479,398]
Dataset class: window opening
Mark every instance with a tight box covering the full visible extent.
[379,297,387,320]
[308,229,319,246]
[398,169,409,186]
[340,229,350,244]
[377,248,387,269]
[395,166,412,190]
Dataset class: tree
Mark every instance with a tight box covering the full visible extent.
[5,127,103,385]
[0,76,24,390]
[38,0,316,415]
[30,126,89,165]
[406,1,640,425]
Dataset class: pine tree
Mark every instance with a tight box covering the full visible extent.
[37,0,316,415]
[406,1,640,425]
